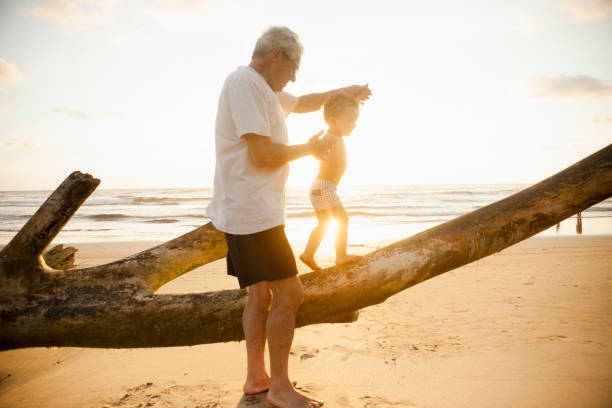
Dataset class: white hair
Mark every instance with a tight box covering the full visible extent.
[252,26,303,65]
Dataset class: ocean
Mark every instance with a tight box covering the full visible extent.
[1,185,611,248]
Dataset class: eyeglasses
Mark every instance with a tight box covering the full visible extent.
[281,51,299,72]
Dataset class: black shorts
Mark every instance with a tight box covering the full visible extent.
[224,225,298,289]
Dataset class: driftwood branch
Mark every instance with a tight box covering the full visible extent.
[1,171,99,259]
[0,144,610,350]
[297,144,612,324]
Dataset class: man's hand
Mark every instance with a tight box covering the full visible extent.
[245,130,332,167]
[307,130,333,160]
[342,84,372,103]
[294,85,372,113]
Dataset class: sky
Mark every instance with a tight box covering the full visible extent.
[0,0,611,190]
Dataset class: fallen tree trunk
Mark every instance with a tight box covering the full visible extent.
[1,144,611,349]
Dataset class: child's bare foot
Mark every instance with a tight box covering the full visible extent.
[267,384,324,408]
[299,254,321,271]
[335,254,362,266]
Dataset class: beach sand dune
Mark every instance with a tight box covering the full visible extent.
[1,235,611,408]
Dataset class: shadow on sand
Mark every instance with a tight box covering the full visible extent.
[235,392,274,407]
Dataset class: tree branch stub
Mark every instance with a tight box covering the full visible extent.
[0,171,100,259]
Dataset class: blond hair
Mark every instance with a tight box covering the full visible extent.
[323,93,360,123]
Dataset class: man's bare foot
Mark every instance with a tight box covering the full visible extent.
[335,254,362,266]
[244,377,298,395]
[243,376,271,395]
[267,384,324,408]
[299,254,321,271]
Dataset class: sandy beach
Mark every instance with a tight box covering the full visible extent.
[1,234,611,408]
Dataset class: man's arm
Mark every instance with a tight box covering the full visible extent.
[293,84,372,113]
[245,131,328,168]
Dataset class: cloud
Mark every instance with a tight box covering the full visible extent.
[530,75,612,99]
[149,0,207,15]
[518,16,539,34]
[592,116,612,124]
[52,106,125,120]
[520,0,611,34]
[20,0,116,30]
[0,58,24,86]
[561,0,612,22]
[518,14,556,34]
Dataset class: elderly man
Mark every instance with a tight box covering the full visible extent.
[206,26,370,408]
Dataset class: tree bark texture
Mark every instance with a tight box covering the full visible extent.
[0,144,610,350]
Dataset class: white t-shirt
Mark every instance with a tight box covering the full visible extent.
[206,66,299,234]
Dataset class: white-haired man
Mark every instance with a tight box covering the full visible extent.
[206,26,370,408]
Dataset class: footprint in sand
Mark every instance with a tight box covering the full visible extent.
[331,344,356,361]
[384,357,398,365]
[290,345,320,361]
[335,394,352,407]
[360,395,416,407]
[103,382,226,408]
[538,334,568,341]
[127,382,154,393]
[300,351,319,361]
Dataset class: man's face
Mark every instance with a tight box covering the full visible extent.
[270,49,299,92]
